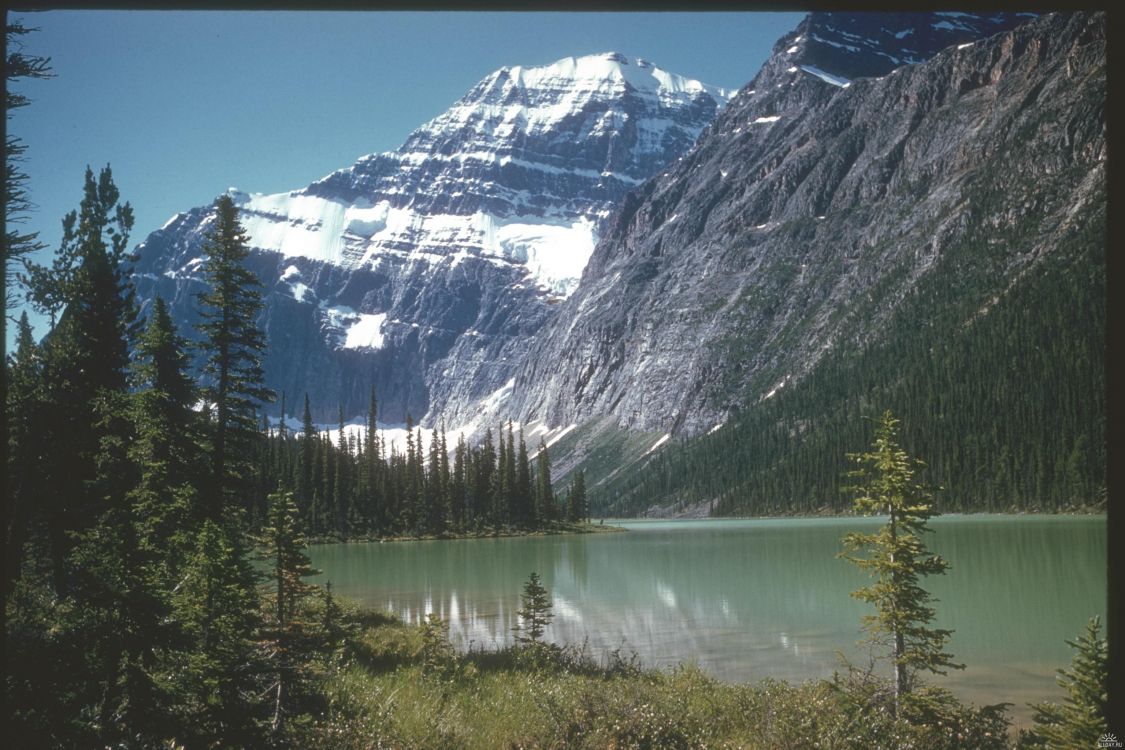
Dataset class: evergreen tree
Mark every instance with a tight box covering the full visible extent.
[4,313,43,601]
[1022,617,1108,749]
[89,297,208,743]
[259,489,319,737]
[171,520,263,747]
[505,421,518,523]
[840,411,962,715]
[297,394,316,525]
[568,470,587,523]
[334,407,349,536]
[403,414,419,532]
[24,166,137,594]
[3,25,52,665]
[195,193,273,521]
[129,297,201,571]
[5,20,53,306]
[514,571,553,646]
[476,428,496,526]
[427,428,447,534]
[362,386,380,529]
[452,434,468,530]
[535,439,555,523]
[492,426,510,526]
[515,428,534,528]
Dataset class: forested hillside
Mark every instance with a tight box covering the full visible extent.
[592,174,1104,516]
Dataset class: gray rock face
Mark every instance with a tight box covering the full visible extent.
[508,12,1104,436]
[131,53,731,424]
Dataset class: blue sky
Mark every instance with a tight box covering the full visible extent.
[7,9,804,346]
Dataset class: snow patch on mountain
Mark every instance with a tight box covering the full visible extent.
[800,65,852,88]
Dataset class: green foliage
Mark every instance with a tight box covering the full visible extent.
[841,412,962,713]
[567,469,588,522]
[304,611,1013,750]
[419,613,458,679]
[588,188,1105,518]
[5,20,53,300]
[258,404,569,540]
[1020,616,1108,749]
[515,571,553,646]
[171,520,264,748]
[259,488,320,736]
[195,193,274,521]
[129,297,201,584]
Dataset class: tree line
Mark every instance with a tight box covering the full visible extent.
[256,396,590,539]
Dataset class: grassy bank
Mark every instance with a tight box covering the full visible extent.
[290,602,1014,749]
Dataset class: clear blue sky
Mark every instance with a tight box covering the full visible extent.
[7,9,804,346]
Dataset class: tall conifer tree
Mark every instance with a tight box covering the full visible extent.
[195,193,273,521]
[535,439,555,523]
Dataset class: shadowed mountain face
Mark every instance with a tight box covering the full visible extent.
[131,52,731,424]
[507,12,1102,437]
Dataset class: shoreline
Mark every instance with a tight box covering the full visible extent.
[632,503,1106,522]
[307,520,626,546]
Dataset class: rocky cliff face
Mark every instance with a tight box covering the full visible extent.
[508,12,1103,436]
[131,53,730,424]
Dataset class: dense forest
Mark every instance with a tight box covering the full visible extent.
[255,398,589,539]
[591,166,1106,517]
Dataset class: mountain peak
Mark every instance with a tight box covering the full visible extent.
[768,11,1038,87]
[500,51,733,102]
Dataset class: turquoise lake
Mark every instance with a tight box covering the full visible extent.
[308,515,1106,726]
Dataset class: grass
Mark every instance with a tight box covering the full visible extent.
[291,603,1014,749]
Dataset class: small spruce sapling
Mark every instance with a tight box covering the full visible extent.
[1021,616,1108,749]
[514,572,553,646]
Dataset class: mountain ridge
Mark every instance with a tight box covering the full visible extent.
[131,51,732,425]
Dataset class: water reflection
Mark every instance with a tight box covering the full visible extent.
[308,516,1105,722]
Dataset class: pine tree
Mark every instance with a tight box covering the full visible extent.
[505,421,518,523]
[259,489,319,736]
[840,411,962,715]
[535,439,555,524]
[4,20,53,306]
[361,385,380,530]
[172,520,263,747]
[129,297,201,573]
[568,470,587,523]
[493,425,510,526]
[452,434,468,531]
[4,313,43,600]
[1023,617,1108,749]
[475,428,496,527]
[514,571,553,646]
[195,193,273,522]
[297,394,316,526]
[3,26,52,666]
[515,428,534,528]
[334,406,349,536]
[29,167,137,588]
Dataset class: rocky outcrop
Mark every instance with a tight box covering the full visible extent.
[508,12,1103,436]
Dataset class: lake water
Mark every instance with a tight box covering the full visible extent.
[308,516,1105,726]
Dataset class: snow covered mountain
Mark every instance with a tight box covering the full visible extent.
[132,52,731,424]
